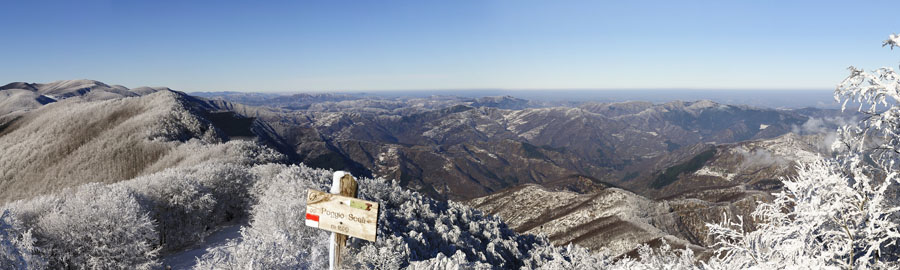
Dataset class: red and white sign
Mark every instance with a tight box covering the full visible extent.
[305,213,320,228]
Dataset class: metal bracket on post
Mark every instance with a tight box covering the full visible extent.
[329,171,358,270]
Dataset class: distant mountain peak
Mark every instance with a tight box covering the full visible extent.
[471,95,531,109]
[46,78,110,87]
[688,99,718,108]
[0,81,39,91]
[0,79,185,118]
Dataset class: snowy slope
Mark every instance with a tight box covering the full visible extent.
[468,184,698,256]
[0,89,282,203]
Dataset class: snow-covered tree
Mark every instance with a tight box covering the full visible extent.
[706,159,899,269]
[706,33,900,270]
[832,32,900,265]
[834,33,900,167]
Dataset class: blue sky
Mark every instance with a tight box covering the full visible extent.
[1,0,898,92]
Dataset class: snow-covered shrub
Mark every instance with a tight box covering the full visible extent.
[195,164,334,270]
[520,242,611,270]
[32,183,159,270]
[353,235,411,269]
[344,177,557,269]
[1,159,284,269]
[129,173,216,251]
[613,243,696,270]
[125,162,258,251]
[0,210,44,270]
[407,250,492,270]
[187,163,258,223]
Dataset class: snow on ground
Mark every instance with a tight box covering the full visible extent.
[519,123,547,140]
[162,224,244,270]
[694,167,736,181]
[468,145,498,159]
[313,113,344,127]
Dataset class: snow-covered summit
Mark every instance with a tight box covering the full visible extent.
[0,79,167,102]
[0,79,177,119]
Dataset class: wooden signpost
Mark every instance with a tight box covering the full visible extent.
[305,171,379,270]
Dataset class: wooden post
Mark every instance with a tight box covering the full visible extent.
[306,171,376,268]
[329,171,357,270]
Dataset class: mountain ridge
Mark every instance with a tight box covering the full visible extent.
[0,83,285,203]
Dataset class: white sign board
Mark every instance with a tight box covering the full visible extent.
[305,189,379,242]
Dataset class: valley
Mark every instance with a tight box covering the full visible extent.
[0,79,856,268]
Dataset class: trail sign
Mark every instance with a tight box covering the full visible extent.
[305,189,379,241]
[306,172,379,270]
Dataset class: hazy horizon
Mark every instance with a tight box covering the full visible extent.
[190,87,839,109]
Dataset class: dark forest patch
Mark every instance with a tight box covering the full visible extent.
[651,148,717,189]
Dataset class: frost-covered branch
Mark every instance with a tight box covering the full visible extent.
[884,34,900,50]
[706,160,900,269]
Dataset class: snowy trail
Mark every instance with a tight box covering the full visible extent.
[161,224,243,270]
